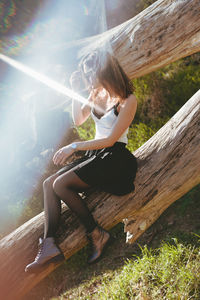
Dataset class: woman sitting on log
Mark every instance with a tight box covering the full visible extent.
[25,50,138,273]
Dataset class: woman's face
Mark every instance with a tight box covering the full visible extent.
[83,61,100,89]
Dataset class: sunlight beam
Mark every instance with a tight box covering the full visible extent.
[0,53,88,105]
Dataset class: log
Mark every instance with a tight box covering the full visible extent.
[0,89,199,300]
[112,0,200,77]
[56,0,200,78]
[1,0,200,299]
[124,89,200,242]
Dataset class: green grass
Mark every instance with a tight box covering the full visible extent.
[59,238,200,300]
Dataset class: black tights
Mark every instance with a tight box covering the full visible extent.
[43,170,97,239]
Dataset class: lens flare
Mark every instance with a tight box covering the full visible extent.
[0,53,88,104]
[0,0,109,235]
[0,0,16,33]
[2,33,31,56]
[0,53,106,115]
[83,5,89,16]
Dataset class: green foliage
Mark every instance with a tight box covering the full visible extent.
[161,61,200,117]
[16,196,43,226]
[140,0,158,10]
[127,122,156,152]
[133,56,200,122]
[76,117,95,141]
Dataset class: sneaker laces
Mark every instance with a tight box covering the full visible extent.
[35,239,44,261]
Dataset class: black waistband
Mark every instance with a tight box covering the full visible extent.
[107,141,126,150]
[85,142,126,157]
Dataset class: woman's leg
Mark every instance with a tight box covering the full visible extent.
[25,169,111,273]
[52,170,112,264]
[25,169,98,273]
[52,170,97,233]
[43,173,62,239]
[25,173,64,273]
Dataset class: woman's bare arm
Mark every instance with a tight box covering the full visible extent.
[70,71,92,126]
[75,94,137,150]
[53,94,137,165]
[72,99,91,126]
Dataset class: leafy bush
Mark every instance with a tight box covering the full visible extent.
[127,122,155,152]
[75,117,95,141]
[133,55,200,123]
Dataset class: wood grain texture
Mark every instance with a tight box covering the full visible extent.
[76,0,200,78]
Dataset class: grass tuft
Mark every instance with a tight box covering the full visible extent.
[59,238,200,300]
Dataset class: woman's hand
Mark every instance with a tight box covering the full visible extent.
[69,70,83,91]
[53,145,74,166]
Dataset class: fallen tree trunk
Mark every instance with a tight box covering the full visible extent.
[0,89,199,300]
[123,89,200,242]
[54,0,200,78]
[19,0,200,78]
[112,0,200,77]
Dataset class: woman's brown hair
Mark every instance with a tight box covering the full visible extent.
[79,50,134,100]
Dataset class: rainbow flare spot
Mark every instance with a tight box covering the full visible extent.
[0,0,16,33]
[83,5,89,16]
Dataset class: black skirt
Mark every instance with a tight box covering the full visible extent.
[56,142,138,196]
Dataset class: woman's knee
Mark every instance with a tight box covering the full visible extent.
[53,171,89,196]
[53,176,68,196]
[43,174,57,190]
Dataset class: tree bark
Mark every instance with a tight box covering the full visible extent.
[1,1,200,299]
[112,0,200,78]
[59,0,200,78]
[123,89,200,243]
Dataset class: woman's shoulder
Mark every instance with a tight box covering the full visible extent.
[120,94,137,108]
[126,93,137,103]
[116,94,137,115]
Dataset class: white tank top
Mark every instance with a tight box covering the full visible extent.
[91,103,129,144]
